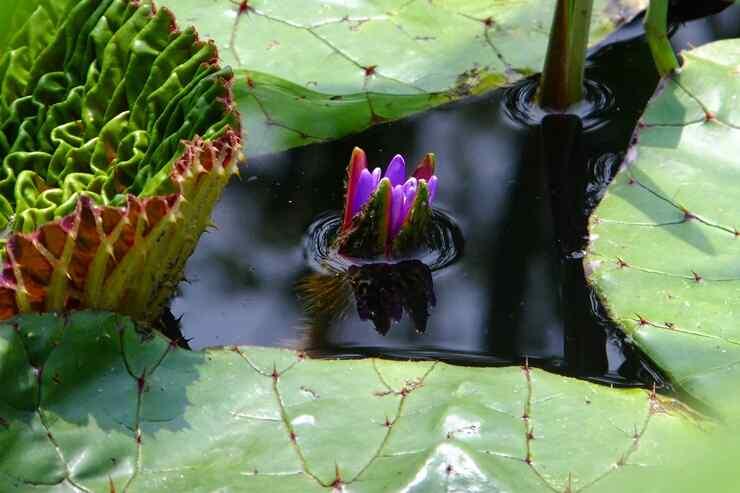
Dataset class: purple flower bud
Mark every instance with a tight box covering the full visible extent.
[402,177,417,196]
[352,169,377,217]
[372,167,381,187]
[384,155,405,187]
[427,176,438,203]
[390,185,404,238]
[401,178,417,225]
[342,147,368,230]
[340,148,439,248]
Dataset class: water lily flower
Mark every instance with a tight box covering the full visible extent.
[336,147,438,258]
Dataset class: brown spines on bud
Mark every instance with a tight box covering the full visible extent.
[0,128,241,321]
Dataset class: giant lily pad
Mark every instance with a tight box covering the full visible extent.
[587,39,740,418]
[0,0,241,323]
[0,311,723,492]
[155,0,648,156]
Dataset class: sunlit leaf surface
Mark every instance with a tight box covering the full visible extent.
[158,0,647,156]
[588,39,740,418]
[0,312,717,492]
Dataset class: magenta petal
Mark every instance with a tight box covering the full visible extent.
[427,176,438,203]
[389,185,404,239]
[352,169,377,217]
[412,153,436,181]
[342,147,368,230]
[384,154,406,186]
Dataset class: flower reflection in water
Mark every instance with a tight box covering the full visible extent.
[298,259,436,336]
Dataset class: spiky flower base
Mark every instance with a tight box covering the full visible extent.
[0,0,242,321]
[0,131,239,321]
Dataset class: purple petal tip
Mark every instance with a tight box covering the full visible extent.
[427,175,438,203]
[385,154,406,186]
[372,167,381,186]
[390,185,404,238]
[352,169,377,217]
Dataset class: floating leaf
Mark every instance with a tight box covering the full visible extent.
[587,39,740,418]
[157,0,647,156]
[0,311,723,492]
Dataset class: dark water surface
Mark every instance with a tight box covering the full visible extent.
[171,7,740,387]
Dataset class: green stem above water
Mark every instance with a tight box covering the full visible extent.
[537,0,594,111]
[644,0,680,77]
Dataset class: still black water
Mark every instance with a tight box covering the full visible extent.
[169,6,740,388]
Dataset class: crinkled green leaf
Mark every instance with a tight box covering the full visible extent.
[158,0,647,156]
[0,0,241,323]
[587,39,740,418]
[0,0,237,230]
[0,311,725,492]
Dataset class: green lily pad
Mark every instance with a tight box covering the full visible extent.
[0,311,724,492]
[587,39,740,418]
[156,0,647,156]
